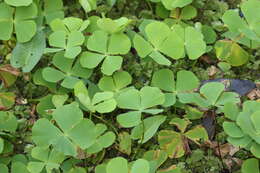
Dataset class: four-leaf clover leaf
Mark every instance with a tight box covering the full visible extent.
[42,52,92,89]
[158,118,208,158]
[46,17,89,59]
[179,82,240,109]
[74,81,117,113]
[32,103,114,156]
[133,22,206,66]
[0,2,37,42]
[80,30,131,75]
[116,86,165,128]
[27,147,65,173]
[151,69,200,107]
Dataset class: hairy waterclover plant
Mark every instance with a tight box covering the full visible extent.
[42,52,92,89]
[46,17,89,59]
[179,82,240,109]
[32,103,115,156]
[0,2,37,42]
[151,69,199,107]
[133,21,206,65]
[116,86,165,128]
[74,81,117,113]
[80,17,131,75]
[158,118,208,158]
[223,101,260,158]
[27,147,65,173]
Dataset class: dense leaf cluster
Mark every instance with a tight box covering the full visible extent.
[0,0,260,173]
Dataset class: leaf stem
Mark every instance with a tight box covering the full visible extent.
[92,114,119,136]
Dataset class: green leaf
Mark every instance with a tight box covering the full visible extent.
[52,94,68,108]
[42,52,92,89]
[185,26,206,59]
[48,17,88,59]
[87,131,116,154]
[27,147,65,173]
[74,81,117,113]
[161,0,192,10]
[118,132,132,155]
[98,71,132,92]
[11,30,46,72]
[151,69,175,92]
[79,0,97,13]
[0,3,14,40]
[0,138,4,154]
[107,34,131,54]
[223,102,240,121]
[44,0,64,24]
[106,157,128,173]
[176,70,199,92]
[101,56,123,75]
[140,86,165,110]
[5,0,32,6]
[0,111,17,132]
[180,5,197,20]
[201,25,217,44]
[131,159,150,173]
[0,164,8,173]
[32,103,98,156]
[0,3,37,42]
[242,158,259,173]
[116,87,164,127]
[223,122,244,138]
[12,162,30,173]
[133,34,153,58]
[97,17,130,34]
[131,115,166,143]
[116,88,141,110]
[250,143,260,158]
[117,111,142,128]
[81,29,130,75]
[251,111,260,133]
[200,82,225,106]
[42,67,65,83]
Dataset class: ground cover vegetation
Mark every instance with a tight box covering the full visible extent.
[0,0,260,172]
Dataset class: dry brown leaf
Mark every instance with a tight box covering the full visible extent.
[215,143,239,157]
[208,66,218,77]
[247,88,260,100]
[0,64,20,76]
